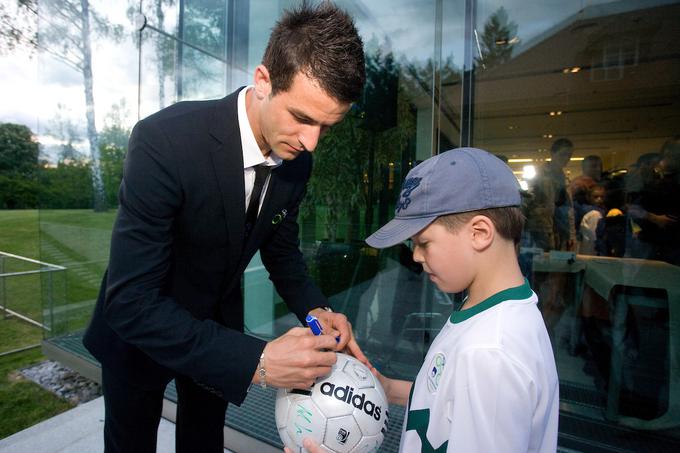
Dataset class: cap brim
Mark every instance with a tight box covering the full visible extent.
[365,216,437,249]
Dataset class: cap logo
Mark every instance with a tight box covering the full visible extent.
[396,177,422,213]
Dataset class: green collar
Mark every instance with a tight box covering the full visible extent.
[450,278,532,324]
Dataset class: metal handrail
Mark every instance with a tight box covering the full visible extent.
[0,251,66,332]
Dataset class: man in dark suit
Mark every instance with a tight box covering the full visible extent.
[83,3,366,452]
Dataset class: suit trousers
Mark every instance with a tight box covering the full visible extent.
[102,366,229,453]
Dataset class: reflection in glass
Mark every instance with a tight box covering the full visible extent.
[469,0,680,446]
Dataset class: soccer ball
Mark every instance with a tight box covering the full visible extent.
[275,353,389,453]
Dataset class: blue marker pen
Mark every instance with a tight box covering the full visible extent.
[306,314,324,336]
[306,314,340,342]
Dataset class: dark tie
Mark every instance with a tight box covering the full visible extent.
[245,164,271,237]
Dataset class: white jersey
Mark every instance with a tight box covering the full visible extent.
[399,280,559,452]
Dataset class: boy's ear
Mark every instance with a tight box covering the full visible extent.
[469,215,494,251]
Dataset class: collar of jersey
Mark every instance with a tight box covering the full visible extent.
[450,278,532,324]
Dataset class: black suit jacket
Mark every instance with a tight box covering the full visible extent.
[83,89,327,405]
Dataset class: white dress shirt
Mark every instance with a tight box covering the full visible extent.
[237,86,282,214]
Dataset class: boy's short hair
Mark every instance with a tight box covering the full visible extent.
[366,147,522,248]
[263,2,365,103]
[435,207,525,245]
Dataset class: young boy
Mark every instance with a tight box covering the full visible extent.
[366,148,559,452]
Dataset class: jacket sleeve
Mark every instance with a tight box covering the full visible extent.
[103,118,264,405]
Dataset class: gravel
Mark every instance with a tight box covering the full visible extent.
[20,360,102,405]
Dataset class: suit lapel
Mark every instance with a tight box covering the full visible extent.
[208,90,246,271]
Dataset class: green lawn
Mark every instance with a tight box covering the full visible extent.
[0,209,115,440]
[1,209,117,344]
[0,348,73,439]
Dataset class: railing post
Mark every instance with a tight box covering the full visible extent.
[0,254,6,319]
[47,270,55,337]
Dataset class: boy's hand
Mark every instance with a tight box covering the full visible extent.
[283,438,323,453]
[368,363,413,407]
[307,308,371,367]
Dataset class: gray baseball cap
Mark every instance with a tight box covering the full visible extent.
[365,147,521,249]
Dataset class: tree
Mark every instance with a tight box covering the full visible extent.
[4,0,124,211]
[0,123,40,209]
[0,0,37,55]
[127,0,176,109]
[303,46,419,243]
[99,99,131,207]
[475,6,518,71]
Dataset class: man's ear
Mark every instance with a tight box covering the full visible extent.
[469,215,494,251]
[253,65,272,99]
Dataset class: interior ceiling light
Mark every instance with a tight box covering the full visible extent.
[549,111,563,116]
[545,157,584,162]
[542,134,553,138]
[562,66,582,73]
[508,158,533,163]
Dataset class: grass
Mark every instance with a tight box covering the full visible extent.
[0,209,115,440]
[0,348,73,439]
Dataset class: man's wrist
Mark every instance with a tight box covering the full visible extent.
[258,351,266,388]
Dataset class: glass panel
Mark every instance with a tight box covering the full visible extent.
[241,1,454,387]
[139,29,178,118]
[34,0,137,338]
[468,0,680,447]
[177,0,227,99]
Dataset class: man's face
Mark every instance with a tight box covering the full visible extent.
[253,68,350,160]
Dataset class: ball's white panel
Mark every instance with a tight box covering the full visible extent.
[323,415,361,453]
[351,433,384,453]
[341,356,376,390]
[350,387,386,437]
[284,395,327,449]
[312,377,357,418]
[275,388,292,429]
[278,427,300,453]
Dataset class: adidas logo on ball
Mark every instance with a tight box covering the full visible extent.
[319,382,383,420]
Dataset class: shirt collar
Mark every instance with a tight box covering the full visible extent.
[450,278,533,324]
[237,86,282,170]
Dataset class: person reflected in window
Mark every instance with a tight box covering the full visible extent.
[570,154,603,240]
[525,138,576,251]
[578,184,606,255]
[627,138,680,264]
[82,4,367,453]
[524,138,576,339]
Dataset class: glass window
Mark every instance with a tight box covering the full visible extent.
[466,0,680,447]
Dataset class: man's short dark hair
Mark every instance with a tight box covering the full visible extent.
[551,138,573,154]
[435,207,525,245]
[263,1,365,103]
